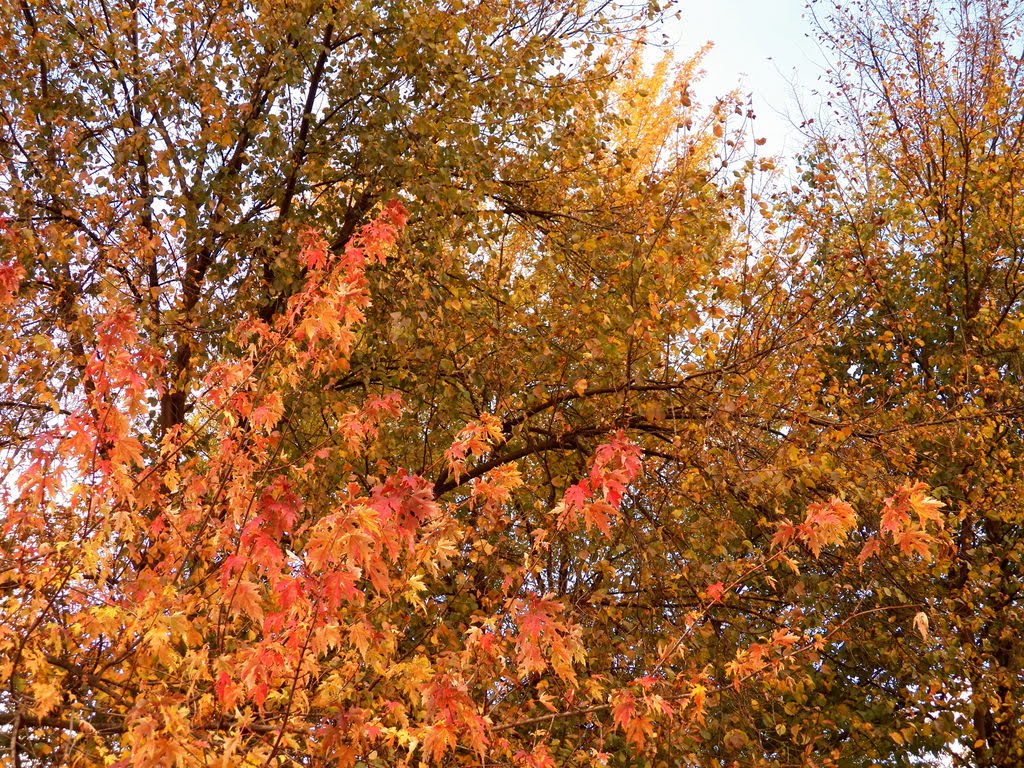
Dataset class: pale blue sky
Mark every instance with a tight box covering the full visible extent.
[667,0,828,154]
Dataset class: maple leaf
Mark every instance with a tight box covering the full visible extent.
[250,392,284,431]
[422,721,457,763]
[771,520,797,549]
[881,492,912,535]
[298,228,330,271]
[275,578,304,610]
[250,682,270,709]
[0,259,23,301]
[582,499,616,536]
[857,537,881,570]
[564,481,589,511]
[895,528,934,559]
[31,681,62,718]
[907,483,944,527]
[611,691,637,733]
[230,579,265,622]
[214,672,240,709]
[349,621,374,660]
[705,581,726,603]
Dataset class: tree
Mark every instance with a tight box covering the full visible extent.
[792,0,1024,763]
[0,0,952,766]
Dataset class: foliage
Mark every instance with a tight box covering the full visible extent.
[789,1,1024,764]
[0,0,1008,766]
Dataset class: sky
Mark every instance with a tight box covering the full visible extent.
[665,0,830,156]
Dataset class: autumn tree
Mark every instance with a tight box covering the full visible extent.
[787,0,1024,764]
[0,0,955,766]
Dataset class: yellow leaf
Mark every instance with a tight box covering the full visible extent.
[913,611,929,642]
[32,681,61,717]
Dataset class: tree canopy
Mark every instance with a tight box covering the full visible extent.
[0,0,1021,766]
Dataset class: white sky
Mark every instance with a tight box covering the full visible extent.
[665,0,830,156]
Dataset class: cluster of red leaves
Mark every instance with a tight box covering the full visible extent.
[555,433,643,535]
[772,497,859,558]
